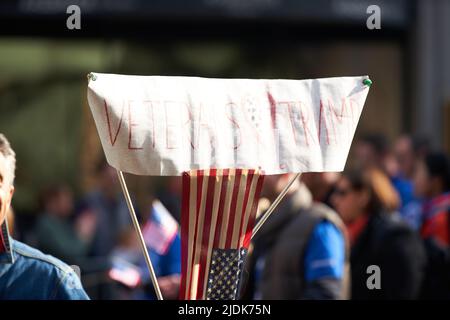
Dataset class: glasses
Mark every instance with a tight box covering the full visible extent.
[333,187,352,197]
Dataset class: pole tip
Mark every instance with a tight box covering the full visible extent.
[363,78,372,87]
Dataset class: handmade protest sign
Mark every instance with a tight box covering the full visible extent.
[87,73,370,300]
[87,73,369,176]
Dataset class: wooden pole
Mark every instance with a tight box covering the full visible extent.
[116,170,164,300]
[251,172,302,240]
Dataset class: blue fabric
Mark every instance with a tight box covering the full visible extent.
[391,175,423,229]
[400,199,424,230]
[136,232,181,300]
[147,232,181,277]
[252,255,266,300]
[391,176,414,208]
[0,239,89,300]
[304,220,345,282]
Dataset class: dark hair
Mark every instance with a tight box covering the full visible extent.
[342,168,400,214]
[424,152,450,192]
[359,133,389,156]
[411,134,431,156]
[38,184,71,211]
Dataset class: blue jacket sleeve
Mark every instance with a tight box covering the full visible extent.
[303,220,345,282]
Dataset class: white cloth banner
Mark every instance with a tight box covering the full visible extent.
[87,73,370,176]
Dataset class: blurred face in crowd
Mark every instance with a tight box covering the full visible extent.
[0,153,14,227]
[394,136,415,178]
[261,174,298,201]
[332,176,369,224]
[46,187,74,218]
[56,188,74,217]
[99,165,119,198]
[354,141,379,169]
[414,160,435,198]
[301,172,339,202]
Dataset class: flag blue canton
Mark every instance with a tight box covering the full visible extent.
[206,248,247,300]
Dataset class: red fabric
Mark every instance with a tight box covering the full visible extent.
[421,192,450,247]
[0,223,7,253]
[346,213,370,246]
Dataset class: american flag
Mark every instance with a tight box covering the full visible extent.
[179,168,264,300]
[108,257,142,288]
[142,199,179,255]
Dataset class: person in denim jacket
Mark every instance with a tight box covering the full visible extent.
[0,133,89,300]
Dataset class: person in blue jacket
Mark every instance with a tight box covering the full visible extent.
[241,174,348,300]
[135,199,181,299]
[0,133,89,300]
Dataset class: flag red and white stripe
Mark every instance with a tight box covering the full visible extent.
[142,200,179,255]
[179,168,264,300]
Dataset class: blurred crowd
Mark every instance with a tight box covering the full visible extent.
[8,160,182,300]
[6,132,450,300]
[242,133,450,300]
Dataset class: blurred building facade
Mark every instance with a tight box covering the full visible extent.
[0,0,449,214]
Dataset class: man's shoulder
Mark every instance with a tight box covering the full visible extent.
[6,240,89,300]
[12,240,74,274]
[309,202,340,219]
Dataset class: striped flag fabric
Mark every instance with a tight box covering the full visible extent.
[179,168,264,300]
